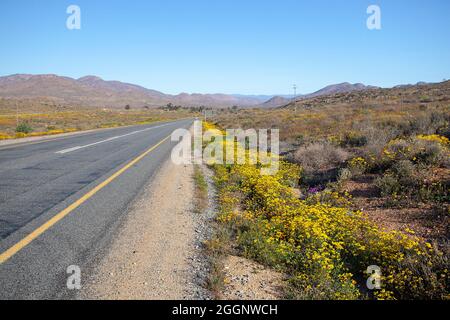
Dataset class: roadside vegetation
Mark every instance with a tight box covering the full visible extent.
[193,165,208,214]
[205,81,450,300]
[0,98,197,140]
[193,164,230,297]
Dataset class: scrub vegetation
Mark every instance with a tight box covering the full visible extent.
[206,81,450,300]
[0,99,196,140]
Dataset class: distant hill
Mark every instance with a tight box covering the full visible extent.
[393,81,433,89]
[0,74,263,108]
[257,83,379,108]
[232,94,292,102]
[302,82,379,99]
[281,80,450,110]
[258,96,292,108]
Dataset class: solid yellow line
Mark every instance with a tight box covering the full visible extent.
[0,135,171,264]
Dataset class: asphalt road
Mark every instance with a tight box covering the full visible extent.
[0,119,193,299]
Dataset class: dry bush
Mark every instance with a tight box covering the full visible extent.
[294,141,350,174]
[362,125,398,157]
[384,137,449,167]
[398,110,449,136]
[419,143,448,167]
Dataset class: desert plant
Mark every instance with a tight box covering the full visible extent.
[348,157,368,175]
[416,142,448,167]
[294,141,350,173]
[16,122,33,134]
[193,165,208,213]
[383,139,412,162]
[337,168,353,182]
[341,131,368,147]
[360,125,399,163]
[392,160,419,188]
[375,174,400,197]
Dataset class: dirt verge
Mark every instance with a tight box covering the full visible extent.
[220,255,285,300]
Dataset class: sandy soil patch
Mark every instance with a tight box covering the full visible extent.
[219,255,285,300]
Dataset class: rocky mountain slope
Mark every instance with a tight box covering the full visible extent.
[0,74,263,108]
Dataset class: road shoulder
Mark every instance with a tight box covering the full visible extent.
[79,157,210,299]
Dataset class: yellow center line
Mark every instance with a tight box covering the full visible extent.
[0,134,172,264]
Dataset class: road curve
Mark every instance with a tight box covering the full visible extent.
[0,119,193,299]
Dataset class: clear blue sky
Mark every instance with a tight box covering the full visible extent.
[0,0,449,95]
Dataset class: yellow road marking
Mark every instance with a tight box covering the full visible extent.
[0,135,172,264]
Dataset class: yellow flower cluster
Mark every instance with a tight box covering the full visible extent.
[306,190,353,208]
[349,157,367,168]
[203,121,218,132]
[206,122,447,300]
[0,132,13,140]
[383,139,413,160]
[417,134,450,146]
[0,128,79,140]
[217,162,447,299]
[348,157,368,174]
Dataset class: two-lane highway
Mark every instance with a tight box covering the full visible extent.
[0,119,192,299]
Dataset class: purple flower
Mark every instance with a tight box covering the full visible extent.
[307,186,323,194]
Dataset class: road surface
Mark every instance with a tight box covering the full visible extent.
[0,119,192,299]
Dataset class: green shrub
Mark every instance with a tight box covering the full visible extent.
[392,160,419,188]
[374,160,419,198]
[16,122,33,134]
[341,132,368,147]
[375,159,448,204]
[416,142,448,166]
[420,95,432,103]
[375,174,400,197]
[383,137,448,168]
[418,181,450,203]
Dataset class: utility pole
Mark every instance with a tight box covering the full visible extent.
[293,84,297,113]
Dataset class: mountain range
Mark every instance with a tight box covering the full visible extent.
[0,74,379,109]
[257,82,379,108]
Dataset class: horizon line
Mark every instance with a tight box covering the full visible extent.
[0,72,448,97]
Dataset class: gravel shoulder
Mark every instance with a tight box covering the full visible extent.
[220,255,285,300]
[79,157,211,300]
